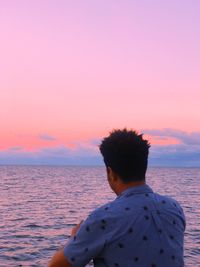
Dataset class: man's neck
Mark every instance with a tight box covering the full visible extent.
[116,180,146,196]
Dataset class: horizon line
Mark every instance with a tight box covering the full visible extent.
[0,164,199,168]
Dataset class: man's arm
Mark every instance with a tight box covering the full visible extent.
[49,212,110,267]
[48,221,83,267]
[48,249,72,267]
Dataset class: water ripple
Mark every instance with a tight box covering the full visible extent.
[0,166,199,266]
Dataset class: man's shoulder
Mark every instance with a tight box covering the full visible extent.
[153,192,185,221]
[153,192,183,208]
[88,200,116,220]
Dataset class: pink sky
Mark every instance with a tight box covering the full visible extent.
[0,1,200,157]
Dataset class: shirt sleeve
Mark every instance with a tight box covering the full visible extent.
[64,209,114,267]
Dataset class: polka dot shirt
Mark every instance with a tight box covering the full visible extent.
[64,184,185,267]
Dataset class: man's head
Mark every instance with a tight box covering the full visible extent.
[99,129,150,192]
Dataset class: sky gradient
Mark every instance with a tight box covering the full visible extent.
[0,1,200,166]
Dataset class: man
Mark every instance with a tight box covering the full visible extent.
[49,129,185,267]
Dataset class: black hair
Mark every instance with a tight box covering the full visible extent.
[99,128,150,183]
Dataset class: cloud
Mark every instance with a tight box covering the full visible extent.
[0,129,199,166]
[0,143,103,166]
[143,128,200,146]
[38,134,56,141]
[149,143,200,167]
[143,129,200,166]
[8,146,23,151]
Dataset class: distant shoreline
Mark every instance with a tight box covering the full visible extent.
[0,164,199,168]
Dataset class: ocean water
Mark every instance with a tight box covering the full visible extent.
[0,166,199,267]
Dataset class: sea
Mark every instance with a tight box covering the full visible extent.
[0,166,199,267]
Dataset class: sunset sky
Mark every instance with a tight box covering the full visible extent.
[0,1,200,166]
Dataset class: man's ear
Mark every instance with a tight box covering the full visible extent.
[107,167,118,182]
[107,166,111,174]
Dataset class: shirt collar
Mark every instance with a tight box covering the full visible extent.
[117,184,153,199]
